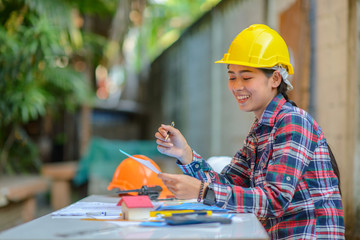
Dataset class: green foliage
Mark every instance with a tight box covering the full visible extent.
[0,0,93,174]
[0,0,221,174]
[0,126,41,174]
[133,0,221,71]
[82,31,109,68]
[73,0,117,16]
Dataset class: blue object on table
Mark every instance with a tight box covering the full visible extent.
[140,221,168,227]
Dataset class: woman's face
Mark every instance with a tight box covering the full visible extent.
[227,64,280,119]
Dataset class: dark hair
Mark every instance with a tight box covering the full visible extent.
[260,68,342,195]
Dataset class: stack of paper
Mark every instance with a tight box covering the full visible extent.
[51,201,123,219]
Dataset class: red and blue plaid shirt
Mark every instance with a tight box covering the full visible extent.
[178,94,345,239]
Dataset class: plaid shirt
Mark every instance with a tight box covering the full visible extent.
[178,94,345,239]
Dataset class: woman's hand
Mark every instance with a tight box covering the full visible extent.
[158,173,206,200]
[155,124,193,164]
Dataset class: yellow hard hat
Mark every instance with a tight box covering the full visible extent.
[215,24,294,75]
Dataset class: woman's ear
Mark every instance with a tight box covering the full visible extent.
[271,71,282,88]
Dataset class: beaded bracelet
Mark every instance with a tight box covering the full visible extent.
[197,180,205,202]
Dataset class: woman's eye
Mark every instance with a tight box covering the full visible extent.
[243,77,252,80]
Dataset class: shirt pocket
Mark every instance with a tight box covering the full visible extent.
[258,143,272,170]
[253,147,272,186]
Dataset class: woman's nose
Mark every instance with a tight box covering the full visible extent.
[231,78,245,90]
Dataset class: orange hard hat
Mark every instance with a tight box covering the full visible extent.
[107,155,173,199]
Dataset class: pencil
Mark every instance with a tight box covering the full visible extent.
[164,121,175,141]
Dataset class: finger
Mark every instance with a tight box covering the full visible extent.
[159,177,175,190]
[158,129,168,139]
[159,125,172,136]
[164,180,177,190]
[160,124,171,131]
[155,134,172,145]
[156,139,173,147]
[167,186,176,194]
[161,124,176,135]
[157,145,167,155]
[163,175,181,188]
[157,172,169,180]
[154,132,164,140]
[158,173,164,180]
[157,145,175,156]
[158,172,175,181]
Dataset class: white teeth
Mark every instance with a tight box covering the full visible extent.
[237,95,250,100]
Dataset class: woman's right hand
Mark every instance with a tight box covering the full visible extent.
[155,124,193,165]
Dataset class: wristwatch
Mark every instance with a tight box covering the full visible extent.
[203,185,216,206]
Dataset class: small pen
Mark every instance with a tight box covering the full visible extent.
[164,121,175,141]
[86,212,122,217]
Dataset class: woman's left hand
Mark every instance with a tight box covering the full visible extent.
[158,173,205,199]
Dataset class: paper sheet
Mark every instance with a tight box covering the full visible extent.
[51,201,122,218]
[119,149,161,174]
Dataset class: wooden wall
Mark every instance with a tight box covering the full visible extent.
[314,0,358,237]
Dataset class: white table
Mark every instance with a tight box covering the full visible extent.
[0,195,269,240]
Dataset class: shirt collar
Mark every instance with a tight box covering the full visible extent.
[258,94,287,127]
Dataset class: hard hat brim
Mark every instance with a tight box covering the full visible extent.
[214,59,294,75]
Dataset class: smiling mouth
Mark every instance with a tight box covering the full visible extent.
[236,95,250,103]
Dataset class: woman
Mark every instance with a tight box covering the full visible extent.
[155,24,344,239]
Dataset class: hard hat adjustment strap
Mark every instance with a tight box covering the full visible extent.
[271,65,293,91]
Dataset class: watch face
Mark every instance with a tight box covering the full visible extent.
[203,187,215,206]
